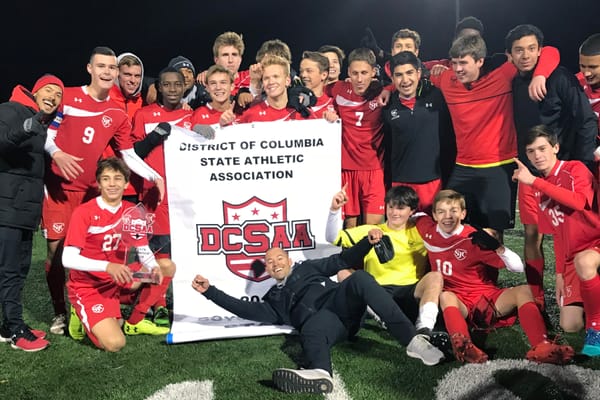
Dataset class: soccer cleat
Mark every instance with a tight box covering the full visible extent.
[49,314,67,335]
[450,333,488,363]
[581,329,600,357]
[272,368,333,394]
[152,306,170,328]
[0,325,46,343]
[10,328,50,352]
[68,306,85,341]
[406,334,445,366]
[124,319,170,336]
[526,340,575,364]
[417,328,452,359]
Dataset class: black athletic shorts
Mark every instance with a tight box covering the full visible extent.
[447,163,516,230]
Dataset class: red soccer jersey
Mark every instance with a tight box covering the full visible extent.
[328,81,383,170]
[533,160,600,262]
[65,198,148,285]
[47,86,133,191]
[130,103,192,235]
[415,216,505,296]
[236,100,310,123]
[191,104,223,125]
[310,93,334,118]
[576,72,600,131]
[429,62,518,166]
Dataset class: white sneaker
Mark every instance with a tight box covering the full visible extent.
[49,314,66,335]
[272,368,333,394]
[406,334,445,366]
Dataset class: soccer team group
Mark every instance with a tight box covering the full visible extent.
[1,14,600,394]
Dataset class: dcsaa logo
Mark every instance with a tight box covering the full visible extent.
[196,197,315,282]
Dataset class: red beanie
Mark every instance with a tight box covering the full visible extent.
[32,74,64,94]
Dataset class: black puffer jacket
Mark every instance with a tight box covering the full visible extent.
[0,85,48,230]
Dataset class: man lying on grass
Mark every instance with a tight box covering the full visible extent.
[191,234,444,395]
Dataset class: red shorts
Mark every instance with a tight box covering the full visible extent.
[342,169,385,217]
[560,259,582,306]
[518,181,540,226]
[455,287,517,329]
[392,179,441,213]
[41,189,96,240]
[68,280,122,348]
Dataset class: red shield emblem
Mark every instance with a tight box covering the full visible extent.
[222,197,286,282]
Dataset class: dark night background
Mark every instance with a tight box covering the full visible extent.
[2,0,599,101]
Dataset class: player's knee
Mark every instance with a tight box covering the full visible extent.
[559,318,584,333]
[159,259,176,277]
[101,335,126,352]
[574,251,600,280]
[439,291,457,307]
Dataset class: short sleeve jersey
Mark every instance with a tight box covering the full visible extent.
[48,86,133,191]
[191,104,223,125]
[329,81,384,170]
[65,198,148,284]
[236,100,310,123]
[130,103,192,235]
[534,160,600,261]
[415,216,505,296]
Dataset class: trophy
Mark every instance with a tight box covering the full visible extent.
[118,203,159,284]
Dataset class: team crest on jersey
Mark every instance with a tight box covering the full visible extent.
[121,205,155,241]
[101,115,113,128]
[369,100,378,110]
[454,248,467,260]
[196,196,315,282]
[183,121,192,130]
[92,304,104,313]
[52,223,65,233]
[390,109,399,120]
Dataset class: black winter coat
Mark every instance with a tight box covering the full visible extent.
[0,85,49,230]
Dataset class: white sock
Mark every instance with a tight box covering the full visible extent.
[415,302,439,331]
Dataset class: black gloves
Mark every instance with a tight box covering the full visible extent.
[469,228,501,251]
[287,86,317,118]
[134,122,171,158]
[23,111,46,134]
[360,27,384,57]
[373,235,394,264]
[153,122,171,138]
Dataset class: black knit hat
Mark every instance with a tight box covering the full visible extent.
[455,16,484,37]
[168,56,196,76]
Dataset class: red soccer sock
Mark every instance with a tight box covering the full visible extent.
[580,274,600,330]
[45,259,66,315]
[127,277,172,325]
[518,301,547,346]
[525,258,545,301]
[442,306,470,337]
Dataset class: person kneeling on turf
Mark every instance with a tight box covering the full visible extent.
[192,235,445,395]
[62,158,172,352]
[414,189,574,364]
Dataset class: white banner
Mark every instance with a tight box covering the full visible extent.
[164,119,342,344]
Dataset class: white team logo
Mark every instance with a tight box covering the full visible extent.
[183,121,192,130]
[454,248,467,260]
[52,223,65,233]
[92,304,104,313]
[101,115,113,128]
[390,109,399,120]
[369,100,378,110]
